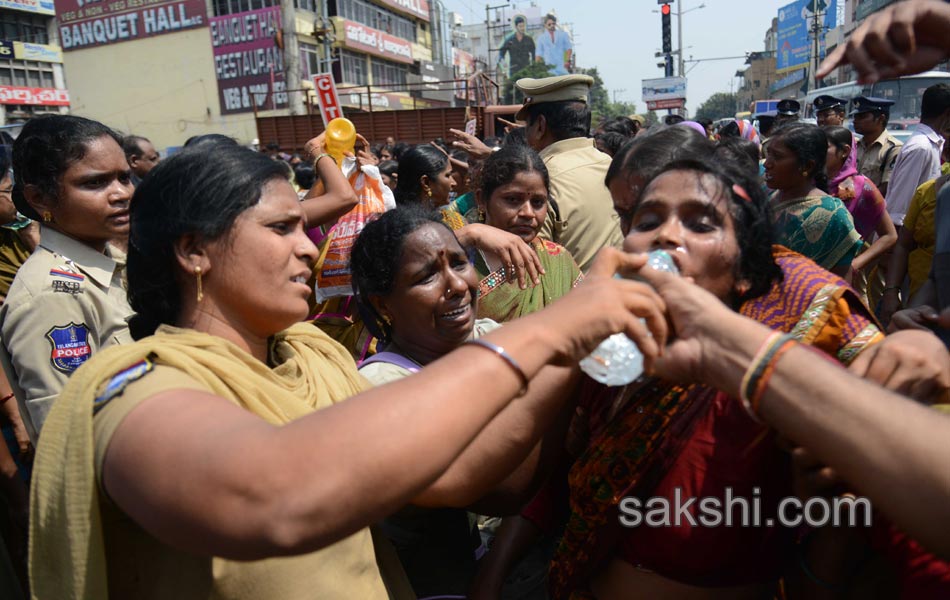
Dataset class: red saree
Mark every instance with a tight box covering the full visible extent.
[549,247,883,599]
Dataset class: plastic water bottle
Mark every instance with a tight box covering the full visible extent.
[325,117,356,166]
[579,249,679,386]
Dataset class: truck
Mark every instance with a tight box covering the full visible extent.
[751,99,780,116]
[255,104,522,152]
[255,77,520,151]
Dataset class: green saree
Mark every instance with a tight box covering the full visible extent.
[475,239,582,322]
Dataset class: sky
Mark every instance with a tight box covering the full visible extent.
[441,0,795,115]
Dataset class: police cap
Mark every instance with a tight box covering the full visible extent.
[515,74,594,120]
[776,99,801,116]
[813,94,848,113]
[850,96,895,117]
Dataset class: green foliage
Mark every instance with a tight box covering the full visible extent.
[574,66,637,124]
[694,92,740,121]
[503,62,555,104]
[644,111,659,127]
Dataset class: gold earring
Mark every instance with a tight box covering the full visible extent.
[42,211,52,223]
[426,187,433,199]
[194,266,203,302]
[802,170,809,177]
[477,207,485,222]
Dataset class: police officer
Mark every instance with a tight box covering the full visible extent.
[515,74,624,272]
[0,116,133,439]
[757,110,778,158]
[775,99,801,128]
[852,96,902,197]
[813,94,848,127]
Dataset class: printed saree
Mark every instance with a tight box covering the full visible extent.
[771,194,864,271]
[549,246,883,599]
[475,239,583,322]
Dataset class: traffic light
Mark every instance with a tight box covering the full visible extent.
[661,4,672,54]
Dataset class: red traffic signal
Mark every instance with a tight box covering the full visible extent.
[661,3,671,15]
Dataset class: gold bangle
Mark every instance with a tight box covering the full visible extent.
[313,153,333,167]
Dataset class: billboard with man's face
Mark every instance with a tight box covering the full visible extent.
[535,13,572,76]
[497,14,534,78]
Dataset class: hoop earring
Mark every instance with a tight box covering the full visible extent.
[42,211,52,223]
[194,266,203,303]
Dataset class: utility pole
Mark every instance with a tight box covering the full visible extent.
[280,0,302,114]
[485,3,509,81]
[677,0,684,77]
[808,0,826,92]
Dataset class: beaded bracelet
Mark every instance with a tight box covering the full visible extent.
[466,339,529,397]
[739,332,796,421]
[748,337,798,416]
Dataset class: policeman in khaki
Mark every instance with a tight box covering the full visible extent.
[515,74,624,272]
[0,115,134,439]
[853,96,903,197]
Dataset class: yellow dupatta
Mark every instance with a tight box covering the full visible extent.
[29,323,370,599]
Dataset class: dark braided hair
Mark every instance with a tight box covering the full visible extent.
[475,142,549,210]
[350,205,448,343]
[126,143,288,339]
[11,115,123,220]
[769,122,830,192]
[393,145,449,206]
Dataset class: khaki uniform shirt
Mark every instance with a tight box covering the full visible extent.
[0,226,132,438]
[538,137,624,272]
[857,129,903,190]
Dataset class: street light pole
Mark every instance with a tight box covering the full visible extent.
[677,0,684,77]
[662,1,704,78]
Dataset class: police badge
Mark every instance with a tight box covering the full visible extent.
[46,322,92,373]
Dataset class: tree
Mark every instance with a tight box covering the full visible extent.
[694,92,739,121]
[574,66,637,124]
[503,62,554,105]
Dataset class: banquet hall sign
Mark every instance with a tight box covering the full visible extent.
[209,6,288,115]
[56,0,206,50]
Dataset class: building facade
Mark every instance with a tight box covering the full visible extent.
[0,0,67,129]
[50,0,456,151]
[329,0,452,111]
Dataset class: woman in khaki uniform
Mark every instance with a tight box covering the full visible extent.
[0,115,134,439]
[29,142,669,599]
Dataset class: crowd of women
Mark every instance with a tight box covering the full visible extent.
[1,1,950,598]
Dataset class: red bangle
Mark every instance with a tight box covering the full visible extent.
[0,392,14,404]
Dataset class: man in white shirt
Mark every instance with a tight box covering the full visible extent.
[873,84,950,313]
[884,83,950,227]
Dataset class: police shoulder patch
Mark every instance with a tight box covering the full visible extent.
[94,358,154,414]
[46,322,92,374]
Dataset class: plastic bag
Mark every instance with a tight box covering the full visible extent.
[314,157,394,302]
